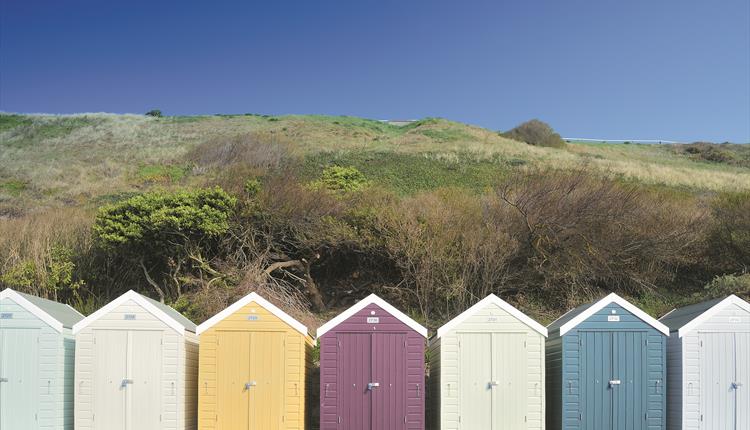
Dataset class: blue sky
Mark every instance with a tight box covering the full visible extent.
[1,0,749,142]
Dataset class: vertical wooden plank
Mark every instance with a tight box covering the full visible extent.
[736,332,749,430]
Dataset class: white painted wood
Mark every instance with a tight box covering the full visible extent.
[196,292,308,336]
[558,293,670,336]
[316,294,428,338]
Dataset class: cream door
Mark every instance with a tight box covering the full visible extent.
[458,332,493,429]
[93,330,128,430]
[128,331,163,430]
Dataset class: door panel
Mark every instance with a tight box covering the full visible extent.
[129,331,163,430]
[612,331,645,430]
[371,333,407,430]
[0,328,39,430]
[493,333,527,430]
[249,332,286,430]
[337,333,372,430]
[580,331,613,430]
[701,332,735,430]
[93,330,128,430]
[458,333,492,429]
[736,332,749,430]
[217,331,251,430]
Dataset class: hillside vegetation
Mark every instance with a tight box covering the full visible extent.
[1,113,748,329]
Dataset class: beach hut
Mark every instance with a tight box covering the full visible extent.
[660,294,749,430]
[73,290,199,430]
[318,294,428,430]
[428,294,548,430]
[196,292,314,430]
[546,293,669,430]
[0,288,83,430]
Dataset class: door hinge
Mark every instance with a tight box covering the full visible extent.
[338,416,341,424]
[644,412,648,420]
[458,415,461,423]
[337,340,341,348]
[700,340,703,347]
[524,415,527,422]
[579,413,582,421]
[524,340,527,348]
[701,414,703,421]
[579,339,583,347]
[403,416,406,423]
[160,414,162,422]
[403,340,407,348]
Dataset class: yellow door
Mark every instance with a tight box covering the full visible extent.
[249,331,286,429]
[216,331,251,430]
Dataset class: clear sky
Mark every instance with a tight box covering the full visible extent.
[1,0,749,142]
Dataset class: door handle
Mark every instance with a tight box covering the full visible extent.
[609,380,621,386]
[368,382,380,390]
[120,379,133,388]
[489,381,500,387]
[0,377,8,383]
[732,382,743,389]
[244,381,257,390]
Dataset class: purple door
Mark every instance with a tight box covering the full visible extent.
[337,332,408,430]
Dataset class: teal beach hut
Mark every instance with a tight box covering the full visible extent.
[0,288,84,430]
[545,293,670,430]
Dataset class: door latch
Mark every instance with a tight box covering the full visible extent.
[120,379,133,388]
[732,382,743,389]
[609,380,621,386]
[244,381,257,390]
[367,382,380,390]
[489,381,501,387]
[0,377,8,383]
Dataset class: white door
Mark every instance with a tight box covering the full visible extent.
[458,333,493,429]
[0,328,39,430]
[735,332,749,430]
[93,330,163,430]
[128,331,163,430]
[701,332,738,429]
[93,330,128,430]
[492,333,527,429]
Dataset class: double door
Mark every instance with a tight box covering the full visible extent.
[579,331,654,430]
[337,332,409,430]
[216,331,286,430]
[700,332,749,430]
[92,330,163,430]
[457,332,527,429]
[0,328,39,430]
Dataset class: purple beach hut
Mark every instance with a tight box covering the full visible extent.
[317,294,428,430]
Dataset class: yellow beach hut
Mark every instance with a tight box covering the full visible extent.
[196,292,314,430]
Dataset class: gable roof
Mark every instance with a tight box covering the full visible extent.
[0,288,84,332]
[660,295,750,337]
[196,292,309,337]
[435,294,547,339]
[549,293,670,336]
[317,294,428,338]
[72,290,196,335]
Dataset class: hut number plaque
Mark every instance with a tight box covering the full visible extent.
[124,314,136,320]
[247,315,260,321]
[0,313,12,319]
[608,315,620,322]
[367,317,380,324]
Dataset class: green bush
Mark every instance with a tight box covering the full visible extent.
[0,245,84,298]
[313,166,368,192]
[704,274,750,301]
[502,119,566,149]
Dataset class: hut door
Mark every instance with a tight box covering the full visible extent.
[371,332,408,429]
[0,328,39,430]
[492,333,527,429]
[216,331,251,430]
[248,331,286,430]
[93,330,128,430]
[458,333,493,429]
[701,332,747,430]
[128,331,163,430]
[337,333,372,429]
[580,331,647,430]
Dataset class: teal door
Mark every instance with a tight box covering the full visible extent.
[0,328,39,430]
[579,331,647,430]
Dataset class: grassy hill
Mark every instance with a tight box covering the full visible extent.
[1,113,748,328]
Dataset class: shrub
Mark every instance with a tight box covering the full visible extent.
[709,191,750,271]
[145,109,162,117]
[312,166,368,192]
[502,119,566,149]
[93,187,237,301]
[704,274,750,301]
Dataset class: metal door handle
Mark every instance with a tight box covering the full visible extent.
[368,382,380,390]
[245,381,257,390]
[609,380,621,386]
[732,382,743,389]
[0,377,8,383]
[489,381,500,387]
[121,379,133,388]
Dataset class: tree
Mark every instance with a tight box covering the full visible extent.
[145,109,162,117]
[501,119,566,149]
[93,187,237,301]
